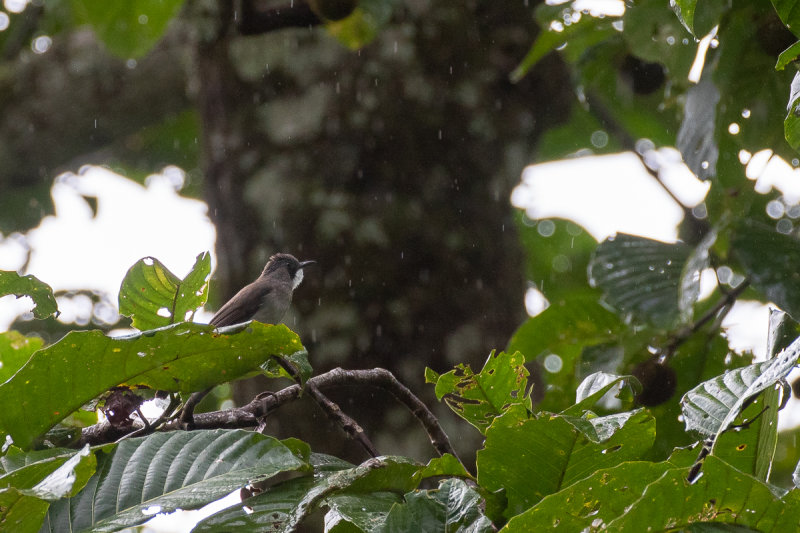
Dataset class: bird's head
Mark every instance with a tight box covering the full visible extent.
[262,253,316,289]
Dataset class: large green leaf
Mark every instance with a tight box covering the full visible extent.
[0,271,58,320]
[41,430,309,532]
[118,252,210,331]
[680,330,799,447]
[503,461,672,531]
[0,331,44,383]
[379,478,493,533]
[195,456,421,532]
[0,322,305,449]
[588,234,699,329]
[606,456,800,531]
[732,219,800,319]
[477,406,655,518]
[70,0,185,58]
[425,351,531,434]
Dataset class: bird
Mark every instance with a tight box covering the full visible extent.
[179,253,314,427]
[209,253,315,327]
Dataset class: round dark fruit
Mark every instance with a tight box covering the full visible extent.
[632,359,677,407]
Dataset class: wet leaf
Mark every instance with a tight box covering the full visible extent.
[0,271,58,320]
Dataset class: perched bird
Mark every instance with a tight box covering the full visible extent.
[180,253,314,427]
[210,253,315,327]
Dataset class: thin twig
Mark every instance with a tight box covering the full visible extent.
[276,358,380,458]
[662,278,751,360]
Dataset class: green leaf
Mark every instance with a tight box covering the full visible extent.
[670,0,726,37]
[477,407,655,518]
[0,446,95,499]
[426,351,531,434]
[773,0,800,38]
[416,453,472,481]
[732,219,800,319]
[588,234,697,329]
[0,331,44,383]
[70,0,185,58]
[504,461,672,530]
[776,40,800,70]
[118,252,211,331]
[516,216,599,301]
[563,371,639,417]
[0,321,304,449]
[325,492,402,532]
[510,6,618,82]
[606,456,800,531]
[786,73,800,150]
[507,293,624,413]
[325,0,394,50]
[379,478,493,533]
[680,330,799,447]
[195,456,421,532]
[42,430,308,532]
[0,271,58,320]
[0,488,50,533]
[670,0,697,34]
[677,77,719,179]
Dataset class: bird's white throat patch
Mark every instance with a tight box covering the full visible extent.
[292,269,304,289]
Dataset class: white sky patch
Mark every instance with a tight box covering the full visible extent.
[512,151,708,242]
[0,166,216,331]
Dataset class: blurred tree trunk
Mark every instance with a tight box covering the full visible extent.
[0,0,571,461]
[191,0,571,460]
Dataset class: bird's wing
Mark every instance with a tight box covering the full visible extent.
[210,282,272,327]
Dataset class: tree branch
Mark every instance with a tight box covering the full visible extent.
[79,368,461,469]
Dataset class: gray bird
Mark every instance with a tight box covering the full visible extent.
[210,253,315,327]
[180,253,314,427]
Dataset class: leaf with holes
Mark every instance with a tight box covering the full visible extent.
[477,406,655,518]
[425,351,531,434]
[119,252,211,331]
[0,271,58,320]
[588,234,699,329]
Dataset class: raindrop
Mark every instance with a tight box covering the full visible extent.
[728,123,740,135]
[716,266,733,284]
[777,218,793,234]
[738,149,751,164]
[543,353,563,373]
[137,352,147,358]
[138,14,148,24]
[31,35,52,54]
[590,130,608,148]
[0,13,9,31]
[666,35,676,45]
[700,161,709,170]
[766,199,785,219]
[741,108,751,119]
[537,220,556,237]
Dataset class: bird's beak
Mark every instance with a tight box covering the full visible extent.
[299,260,316,269]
